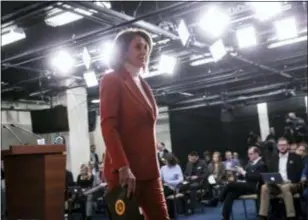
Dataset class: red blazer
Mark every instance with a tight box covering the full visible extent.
[100,68,159,182]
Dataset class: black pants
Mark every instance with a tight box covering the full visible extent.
[220,182,256,218]
[163,185,176,218]
[179,182,203,212]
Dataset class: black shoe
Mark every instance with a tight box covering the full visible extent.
[258,215,267,220]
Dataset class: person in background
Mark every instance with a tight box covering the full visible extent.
[184,151,208,182]
[296,143,308,198]
[208,152,226,184]
[259,137,303,220]
[184,151,208,213]
[203,151,212,165]
[100,28,169,219]
[223,151,239,170]
[89,161,101,186]
[66,169,74,187]
[296,142,308,159]
[161,153,184,190]
[98,162,106,183]
[233,152,241,166]
[76,164,94,220]
[207,152,226,203]
[289,142,298,153]
[90,145,99,172]
[157,142,170,167]
[160,153,183,219]
[220,147,267,220]
[266,127,277,141]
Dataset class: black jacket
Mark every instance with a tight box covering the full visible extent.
[267,152,303,183]
[66,170,75,188]
[184,159,208,180]
[242,158,267,188]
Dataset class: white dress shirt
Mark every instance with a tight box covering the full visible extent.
[124,62,152,109]
[279,152,289,181]
[252,157,262,165]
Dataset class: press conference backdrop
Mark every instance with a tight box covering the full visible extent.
[169,96,307,166]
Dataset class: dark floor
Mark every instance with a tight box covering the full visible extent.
[77,200,257,220]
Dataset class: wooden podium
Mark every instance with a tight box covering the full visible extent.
[1,145,66,220]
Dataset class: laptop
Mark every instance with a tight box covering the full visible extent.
[261,172,283,184]
[105,186,144,220]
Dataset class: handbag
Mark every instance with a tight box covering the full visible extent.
[105,186,144,220]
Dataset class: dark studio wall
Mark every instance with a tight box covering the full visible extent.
[169,106,222,167]
[169,105,259,167]
[169,95,307,167]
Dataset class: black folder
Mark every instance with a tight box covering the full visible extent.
[105,186,144,220]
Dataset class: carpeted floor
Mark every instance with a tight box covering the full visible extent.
[89,200,257,220]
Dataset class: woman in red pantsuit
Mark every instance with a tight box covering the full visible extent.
[100,28,170,220]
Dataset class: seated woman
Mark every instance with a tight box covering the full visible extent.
[208,152,226,200]
[160,153,184,218]
[208,152,226,184]
[160,153,184,192]
[76,164,94,220]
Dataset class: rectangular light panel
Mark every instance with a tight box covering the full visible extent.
[209,39,227,61]
[1,28,26,47]
[275,17,298,40]
[84,71,98,87]
[178,19,190,46]
[236,26,257,48]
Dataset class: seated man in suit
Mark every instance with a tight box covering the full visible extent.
[183,151,208,212]
[184,151,208,183]
[259,137,304,220]
[220,146,267,220]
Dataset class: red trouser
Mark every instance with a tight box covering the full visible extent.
[107,178,170,220]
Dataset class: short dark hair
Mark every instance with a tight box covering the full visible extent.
[249,146,261,155]
[189,151,198,157]
[110,28,153,70]
[278,137,289,143]
[165,153,179,166]
[160,142,165,147]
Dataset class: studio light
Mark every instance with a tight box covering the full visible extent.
[209,39,227,61]
[268,35,307,49]
[84,71,98,87]
[91,99,100,104]
[199,7,230,38]
[275,17,298,40]
[236,26,257,49]
[45,8,93,27]
[250,2,283,21]
[101,41,114,66]
[50,50,75,74]
[190,58,215,66]
[178,19,190,46]
[82,47,91,69]
[1,27,26,47]
[158,54,177,74]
